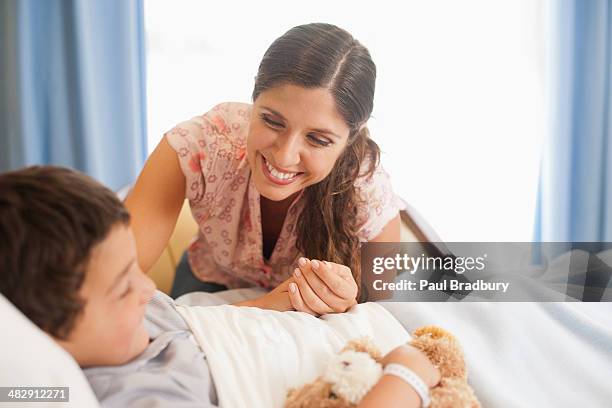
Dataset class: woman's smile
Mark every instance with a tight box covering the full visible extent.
[260,154,303,185]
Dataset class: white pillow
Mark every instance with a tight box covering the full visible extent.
[0,294,100,407]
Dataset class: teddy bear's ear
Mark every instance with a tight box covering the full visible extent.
[341,338,382,361]
[413,326,458,342]
[410,326,467,379]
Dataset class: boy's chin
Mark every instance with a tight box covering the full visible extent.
[118,324,150,365]
[130,325,151,357]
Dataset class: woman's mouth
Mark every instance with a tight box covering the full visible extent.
[261,155,303,185]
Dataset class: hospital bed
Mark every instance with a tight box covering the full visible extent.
[3,201,611,407]
[150,201,612,407]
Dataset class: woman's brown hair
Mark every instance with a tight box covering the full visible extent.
[252,23,380,297]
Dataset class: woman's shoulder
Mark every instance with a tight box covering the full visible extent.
[200,102,252,169]
[354,156,406,241]
[167,102,252,164]
[204,101,252,135]
[165,102,253,204]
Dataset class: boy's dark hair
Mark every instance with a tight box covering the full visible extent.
[0,166,130,339]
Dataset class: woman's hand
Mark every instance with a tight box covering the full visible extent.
[288,258,358,316]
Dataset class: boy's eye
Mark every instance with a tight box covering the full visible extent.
[120,284,132,299]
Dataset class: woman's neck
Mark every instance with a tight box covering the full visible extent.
[260,191,301,260]
[260,191,301,215]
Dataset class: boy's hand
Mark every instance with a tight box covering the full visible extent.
[288,258,358,316]
[234,278,293,311]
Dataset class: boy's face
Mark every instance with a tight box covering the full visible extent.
[56,224,156,367]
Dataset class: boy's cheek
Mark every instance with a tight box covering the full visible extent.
[102,320,148,364]
[116,311,149,355]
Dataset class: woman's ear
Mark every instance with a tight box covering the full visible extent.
[348,123,368,145]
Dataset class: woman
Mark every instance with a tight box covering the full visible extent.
[126,23,404,314]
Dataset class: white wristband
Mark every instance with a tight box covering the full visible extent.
[383,363,431,407]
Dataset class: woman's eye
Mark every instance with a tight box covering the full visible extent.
[261,114,283,128]
[307,134,332,147]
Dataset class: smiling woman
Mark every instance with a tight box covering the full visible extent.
[248,85,350,200]
[126,23,404,314]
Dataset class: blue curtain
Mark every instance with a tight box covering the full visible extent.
[534,0,612,243]
[0,0,147,190]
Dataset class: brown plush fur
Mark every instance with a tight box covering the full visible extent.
[285,326,481,408]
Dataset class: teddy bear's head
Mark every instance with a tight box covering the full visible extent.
[285,338,382,408]
[285,328,480,408]
[322,349,382,404]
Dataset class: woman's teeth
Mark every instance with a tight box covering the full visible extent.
[265,158,298,180]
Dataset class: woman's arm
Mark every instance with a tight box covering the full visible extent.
[125,138,187,272]
[369,213,401,243]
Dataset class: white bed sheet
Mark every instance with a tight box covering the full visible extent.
[176,290,612,408]
[382,301,612,407]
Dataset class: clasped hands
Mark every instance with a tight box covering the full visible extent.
[249,258,358,315]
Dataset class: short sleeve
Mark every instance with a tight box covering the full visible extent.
[354,161,406,242]
[165,102,250,213]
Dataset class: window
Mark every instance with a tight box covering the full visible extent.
[145,0,549,241]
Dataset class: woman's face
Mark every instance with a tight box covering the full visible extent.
[247,84,351,202]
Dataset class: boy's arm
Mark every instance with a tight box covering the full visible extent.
[358,375,422,407]
[359,345,440,408]
[233,279,294,311]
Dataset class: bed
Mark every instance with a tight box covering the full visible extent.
[155,200,612,407]
[178,287,612,407]
[7,200,606,407]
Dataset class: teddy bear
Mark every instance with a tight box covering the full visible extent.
[284,326,480,408]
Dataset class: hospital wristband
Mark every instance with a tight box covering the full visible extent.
[383,363,431,407]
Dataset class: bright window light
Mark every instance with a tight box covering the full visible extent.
[144,0,549,242]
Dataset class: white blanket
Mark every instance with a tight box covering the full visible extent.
[381,301,612,407]
[176,289,612,407]
[175,302,410,408]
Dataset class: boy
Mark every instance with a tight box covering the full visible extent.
[0,166,438,407]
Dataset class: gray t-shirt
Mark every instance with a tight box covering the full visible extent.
[84,291,218,407]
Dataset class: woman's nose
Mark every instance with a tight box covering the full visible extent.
[273,133,301,168]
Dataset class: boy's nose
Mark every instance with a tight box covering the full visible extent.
[139,273,156,304]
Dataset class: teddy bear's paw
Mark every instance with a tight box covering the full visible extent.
[285,381,353,408]
[430,377,481,408]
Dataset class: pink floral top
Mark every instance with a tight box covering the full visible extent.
[166,102,405,289]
